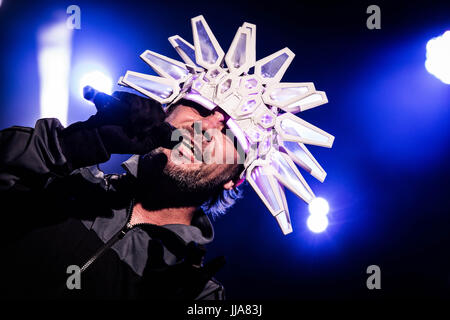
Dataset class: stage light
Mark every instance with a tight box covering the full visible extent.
[79,70,113,97]
[308,197,330,216]
[425,30,450,84]
[307,213,329,233]
[38,21,73,126]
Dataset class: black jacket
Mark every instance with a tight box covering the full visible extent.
[0,118,224,299]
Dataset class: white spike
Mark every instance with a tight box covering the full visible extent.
[269,151,315,203]
[121,71,179,104]
[225,27,252,75]
[191,15,225,69]
[246,162,293,234]
[281,141,327,182]
[262,82,315,108]
[117,76,130,88]
[275,112,335,148]
[241,22,256,69]
[284,91,328,113]
[168,35,197,66]
[140,50,189,83]
[246,163,285,216]
[275,211,293,235]
[254,48,295,85]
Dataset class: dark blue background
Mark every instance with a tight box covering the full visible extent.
[0,0,449,299]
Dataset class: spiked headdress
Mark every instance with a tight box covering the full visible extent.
[119,15,334,234]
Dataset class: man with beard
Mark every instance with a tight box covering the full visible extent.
[0,90,244,299]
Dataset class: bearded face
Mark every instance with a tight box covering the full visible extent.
[137,102,244,209]
[160,101,244,191]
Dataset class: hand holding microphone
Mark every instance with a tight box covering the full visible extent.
[82,86,177,155]
[60,86,177,170]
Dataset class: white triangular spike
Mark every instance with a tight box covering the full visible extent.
[241,22,256,69]
[262,82,315,108]
[281,140,327,182]
[117,76,130,88]
[246,163,285,216]
[274,180,293,235]
[269,151,315,203]
[121,71,179,104]
[275,112,334,148]
[246,162,293,235]
[140,50,189,83]
[284,90,328,113]
[225,27,252,75]
[191,15,225,69]
[275,211,293,235]
[254,48,295,85]
[168,35,203,70]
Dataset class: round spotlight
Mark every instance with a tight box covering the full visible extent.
[79,70,113,97]
[307,214,329,233]
[425,30,450,84]
[308,197,330,216]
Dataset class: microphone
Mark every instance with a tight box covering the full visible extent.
[83,85,124,112]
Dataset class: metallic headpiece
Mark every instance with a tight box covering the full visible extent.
[119,15,334,234]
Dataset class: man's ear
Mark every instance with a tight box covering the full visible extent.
[223,180,234,190]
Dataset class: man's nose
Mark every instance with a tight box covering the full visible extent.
[201,111,225,131]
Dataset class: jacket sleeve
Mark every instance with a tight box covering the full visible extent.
[0,118,110,191]
[0,118,131,244]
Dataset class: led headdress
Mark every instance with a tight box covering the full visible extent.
[119,15,334,235]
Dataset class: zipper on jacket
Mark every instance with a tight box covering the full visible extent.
[79,198,142,274]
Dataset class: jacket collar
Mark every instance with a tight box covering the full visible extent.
[161,208,214,245]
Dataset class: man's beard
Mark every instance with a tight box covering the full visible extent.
[163,155,220,193]
[136,148,235,211]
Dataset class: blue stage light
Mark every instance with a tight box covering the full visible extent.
[38,21,73,126]
[425,31,450,84]
[308,197,330,216]
[306,197,330,233]
[307,214,329,233]
[79,70,113,97]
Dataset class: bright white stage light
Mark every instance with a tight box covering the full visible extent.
[79,70,113,97]
[425,31,450,84]
[308,197,330,216]
[38,21,73,126]
[307,214,329,233]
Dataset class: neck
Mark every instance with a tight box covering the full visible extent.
[129,202,196,227]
